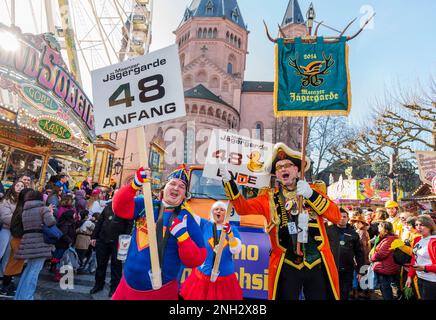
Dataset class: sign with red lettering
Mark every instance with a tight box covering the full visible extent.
[203,129,273,189]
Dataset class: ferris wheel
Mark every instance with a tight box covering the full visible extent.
[0,0,153,88]
[68,0,153,71]
[0,0,153,186]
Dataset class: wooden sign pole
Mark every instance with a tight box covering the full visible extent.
[136,126,162,290]
[210,203,233,283]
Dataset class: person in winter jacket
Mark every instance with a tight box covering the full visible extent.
[327,208,365,300]
[87,188,105,218]
[56,194,78,221]
[0,187,31,297]
[52,207,76,281]
[370,221,400,300]
[55,174,71,194]
[350,213,371,299]
[406,215,436,300]
[74,190,87,215]
[46,186,61,218]
[81,177,93,197]
[75,210,95,268]
[89,201,132,297]
[0,181,24,274]
[14,191,56,300]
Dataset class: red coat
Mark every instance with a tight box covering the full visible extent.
[408,236,436,278]
[224,182,341,300]
[370,235,400,275]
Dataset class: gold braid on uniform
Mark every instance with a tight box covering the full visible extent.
[223,180,241,200]
[305,189,330,215]
[282,187,297,201]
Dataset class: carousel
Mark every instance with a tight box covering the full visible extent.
[0,26,95,190]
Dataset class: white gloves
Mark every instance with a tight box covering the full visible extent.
[296,180,313,199]
[219,163,232,182]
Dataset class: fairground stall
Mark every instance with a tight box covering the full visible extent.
[402,150,436,212]
[327,176,404,209]
[0,26,95,190]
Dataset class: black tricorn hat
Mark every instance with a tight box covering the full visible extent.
[265,143,311,175]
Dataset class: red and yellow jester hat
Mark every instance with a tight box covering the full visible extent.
[167,164,189,187]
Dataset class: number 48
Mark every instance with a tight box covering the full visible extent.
[108,74,165,108]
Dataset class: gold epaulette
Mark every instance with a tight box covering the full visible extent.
[305,189,330,215]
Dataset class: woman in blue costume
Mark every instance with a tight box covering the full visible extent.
[180,201,243,300]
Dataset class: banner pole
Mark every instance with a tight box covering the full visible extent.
[210,203,233,282]
[136,126,162,290]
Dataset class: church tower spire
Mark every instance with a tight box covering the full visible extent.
[281,0,305,26]
[181,0,247,30]
[280,0,308,38]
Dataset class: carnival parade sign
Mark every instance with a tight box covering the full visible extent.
[91,44,185,135]
[203,129,273,189]
[274,37,351,117]
[416,151,436,185]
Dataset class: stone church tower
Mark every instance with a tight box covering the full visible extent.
[113,0,308,186]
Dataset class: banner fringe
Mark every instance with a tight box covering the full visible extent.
[274,109,351,118]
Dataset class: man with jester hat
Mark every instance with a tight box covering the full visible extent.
[221,142,341,300]
[111,165,207,300]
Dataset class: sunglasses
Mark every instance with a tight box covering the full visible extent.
[275,163,296,171]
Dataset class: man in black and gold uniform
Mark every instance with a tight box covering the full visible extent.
[221,142,341,300]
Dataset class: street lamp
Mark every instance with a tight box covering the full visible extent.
[306,3,316,36]
[114,159,123,175]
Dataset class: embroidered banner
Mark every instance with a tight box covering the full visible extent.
[274,37,351,117]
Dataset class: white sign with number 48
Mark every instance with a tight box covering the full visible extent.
[91,44,186,135]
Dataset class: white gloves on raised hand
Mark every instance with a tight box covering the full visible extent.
[296,180,313,199]
[219,163,232,182]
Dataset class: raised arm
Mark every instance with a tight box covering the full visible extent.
[298,181,341,225]
[112,167,149,220]
[170,214,207,268]
[223,179,269,219]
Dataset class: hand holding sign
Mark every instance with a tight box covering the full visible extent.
[92,45,187,290]
[218,163,232,182]
[204,129,273,189]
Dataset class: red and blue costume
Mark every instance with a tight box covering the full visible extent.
[181,219,243,300]
[111,168,207,300]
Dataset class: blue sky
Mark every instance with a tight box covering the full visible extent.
[151,0,436,124]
